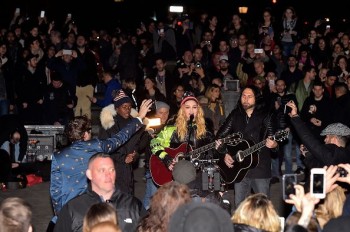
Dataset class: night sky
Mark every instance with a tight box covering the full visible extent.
[1,0,348,33]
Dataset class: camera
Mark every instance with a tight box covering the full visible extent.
[205,41,211,45]
[282,174,297,200]
[195,62,202,68]
[337,167,348,177]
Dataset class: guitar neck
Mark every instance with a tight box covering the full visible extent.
[241,139,266,159]
[189,136,233,158]
[240,130,287,160]
[189,142,215,157]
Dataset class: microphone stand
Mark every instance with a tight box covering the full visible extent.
[185,115,194,160]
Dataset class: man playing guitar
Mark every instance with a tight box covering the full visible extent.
[215,85,279,208]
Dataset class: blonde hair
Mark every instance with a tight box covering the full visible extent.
[0,197,32,232]
[232,193,281,232]
[175,103,206,141]
[315,186,346,229]
[83,203,118,232]
[205,84,222,102]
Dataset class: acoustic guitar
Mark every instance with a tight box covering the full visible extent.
[218,130,289,184]
[150,133,242,186]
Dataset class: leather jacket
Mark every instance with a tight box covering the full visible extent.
[216,106,276,145]
[216,105,277,178]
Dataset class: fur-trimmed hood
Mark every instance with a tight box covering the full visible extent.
[100,104,139,130]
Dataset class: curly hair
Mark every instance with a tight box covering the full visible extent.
[175,103,206,141]
[232,193,281,232]
[136,181,191,232]
[65,116,92,142]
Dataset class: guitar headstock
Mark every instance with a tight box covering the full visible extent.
[273,130,289,142]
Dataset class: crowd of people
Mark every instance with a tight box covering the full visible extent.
[1,3,350,232]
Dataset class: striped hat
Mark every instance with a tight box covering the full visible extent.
[113,89,132,108]
[181,91,198,106]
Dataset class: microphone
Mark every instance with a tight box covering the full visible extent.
[188,114,194,127]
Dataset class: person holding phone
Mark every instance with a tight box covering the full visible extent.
[270,79,301,180]
[286,100,350,172]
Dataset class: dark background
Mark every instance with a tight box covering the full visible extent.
[1,0,349,33]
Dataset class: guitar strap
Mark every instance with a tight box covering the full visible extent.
[262,113,273,139]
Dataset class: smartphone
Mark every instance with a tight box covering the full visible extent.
[15,8,20,14]
[67,13,72,18]
[159,28,164,34]
[269,79,275,86]
[147,118,161,127]
[310,168,326,199]
[62,49,72,55]
[40,10,45,18]
[284,104,292,114]
[254,48,264,54]
[326,25,331,29]
[282,174,297,200]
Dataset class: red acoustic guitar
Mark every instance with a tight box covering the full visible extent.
[150,133,242,186]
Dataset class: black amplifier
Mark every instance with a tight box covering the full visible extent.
[24,125,68,162]
[26,134,55,162]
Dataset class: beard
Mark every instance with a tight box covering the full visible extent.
[242,103,254,110]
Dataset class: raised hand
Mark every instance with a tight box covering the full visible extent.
[138,99,153,119]
[284,184,305,212]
